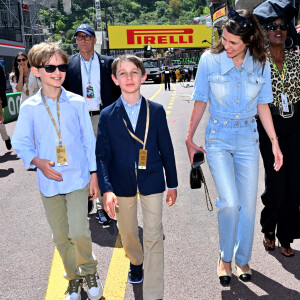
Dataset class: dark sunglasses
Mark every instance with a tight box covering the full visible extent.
[36,64,68,73]
[266,22,288,31]
[17,58,27,62]
[228,10,252,30]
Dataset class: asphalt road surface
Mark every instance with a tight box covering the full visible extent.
[1,82,299,300]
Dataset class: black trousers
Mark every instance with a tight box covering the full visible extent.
[257,108,300,246]
[164,79,170,91]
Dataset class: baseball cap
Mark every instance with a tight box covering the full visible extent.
[75,24,95,37]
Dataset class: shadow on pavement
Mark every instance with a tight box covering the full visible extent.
[0,167,14,178]
[221,269,300,299]
[269,248,300,280]
[89,216,120,248]
[133,282,143,300]
[0,151,19,163]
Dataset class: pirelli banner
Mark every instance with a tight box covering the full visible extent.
[108,25,211,49]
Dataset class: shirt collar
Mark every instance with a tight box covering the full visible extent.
[35,86,69,104]
[80,52,96,62]
[220,49,253,75]
[121,95,142,108]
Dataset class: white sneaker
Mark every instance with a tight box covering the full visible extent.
[85,273,103,300]
[65,279,82,300]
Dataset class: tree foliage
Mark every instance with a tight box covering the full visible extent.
[39,0,210,53]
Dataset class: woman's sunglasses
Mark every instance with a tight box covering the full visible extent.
[36,64,68,73]
[228,10,252,30]
[266,22,288,32]
[17,58,27,62]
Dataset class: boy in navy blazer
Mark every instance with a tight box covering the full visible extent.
[96,54,177,300]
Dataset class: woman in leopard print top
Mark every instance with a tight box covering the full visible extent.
[257,17,300,257]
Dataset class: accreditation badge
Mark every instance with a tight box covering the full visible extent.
[281,93,289,112]
[138,149,147,169]
[86,86,95,99]
[56,145,68,166]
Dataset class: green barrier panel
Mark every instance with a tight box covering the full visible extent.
[3,92,21,124]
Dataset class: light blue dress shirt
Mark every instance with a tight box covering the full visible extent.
[192,49,273,119]
[121,95,142,131]
[12,87,96,197]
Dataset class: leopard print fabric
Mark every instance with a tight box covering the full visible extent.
[269,49,300,108]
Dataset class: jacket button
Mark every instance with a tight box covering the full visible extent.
[213,119,218,124]
[254,129,256,132]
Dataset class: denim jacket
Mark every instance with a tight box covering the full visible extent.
[192,49,273,120]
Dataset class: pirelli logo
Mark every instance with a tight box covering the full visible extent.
[126,29,194,45]
[108,25,211,49]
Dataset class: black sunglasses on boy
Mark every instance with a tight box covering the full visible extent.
[36,64,68,73]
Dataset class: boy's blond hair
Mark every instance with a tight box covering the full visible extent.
[28,42,69,67]
[112,54,146,77]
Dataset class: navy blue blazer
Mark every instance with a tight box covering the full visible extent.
[96,96,178,197]
[63,52,120,108]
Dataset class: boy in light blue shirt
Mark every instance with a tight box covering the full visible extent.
[12,42,103,300]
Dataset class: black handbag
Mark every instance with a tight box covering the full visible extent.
[190,151,213,211]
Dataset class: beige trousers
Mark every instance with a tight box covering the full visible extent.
[116,192,164,300]
[0,123,9,141]
[41,185,98,280]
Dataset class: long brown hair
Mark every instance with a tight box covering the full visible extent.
[211,10,267,67]
[10,52,30,82]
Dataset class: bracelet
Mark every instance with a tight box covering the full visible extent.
[270,136,278,141]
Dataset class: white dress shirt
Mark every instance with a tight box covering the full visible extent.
[80,52,101,111]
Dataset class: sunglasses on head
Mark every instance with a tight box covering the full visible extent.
[228,10,252,30]
[36,64,68,73]
[17,58,27,62]
[266,22,288,31]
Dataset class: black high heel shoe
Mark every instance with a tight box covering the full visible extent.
[235,263,252,282]
[217,256,232,285]
[263,232,275,251]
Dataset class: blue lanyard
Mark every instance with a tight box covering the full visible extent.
[80,54,93,85]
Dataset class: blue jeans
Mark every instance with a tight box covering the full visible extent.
[205,116,259,265]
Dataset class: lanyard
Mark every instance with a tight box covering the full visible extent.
[123,99,149,150]
[269,58,287,92]
[41,89,63,147]
[81,54,93,85]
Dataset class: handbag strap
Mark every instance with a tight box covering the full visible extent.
[199,166,213,212]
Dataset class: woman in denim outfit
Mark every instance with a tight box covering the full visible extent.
[186,10,283,285]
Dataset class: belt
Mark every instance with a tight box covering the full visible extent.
[89,110,100,116]
[270,102,298,118]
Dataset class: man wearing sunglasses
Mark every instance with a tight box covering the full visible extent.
[63,24,121,225]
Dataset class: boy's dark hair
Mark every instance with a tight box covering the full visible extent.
[28,42,69,68]
[112,54,146,77]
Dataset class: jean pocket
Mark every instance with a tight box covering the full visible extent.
[208,74,230,105]
[246,74,265,101]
